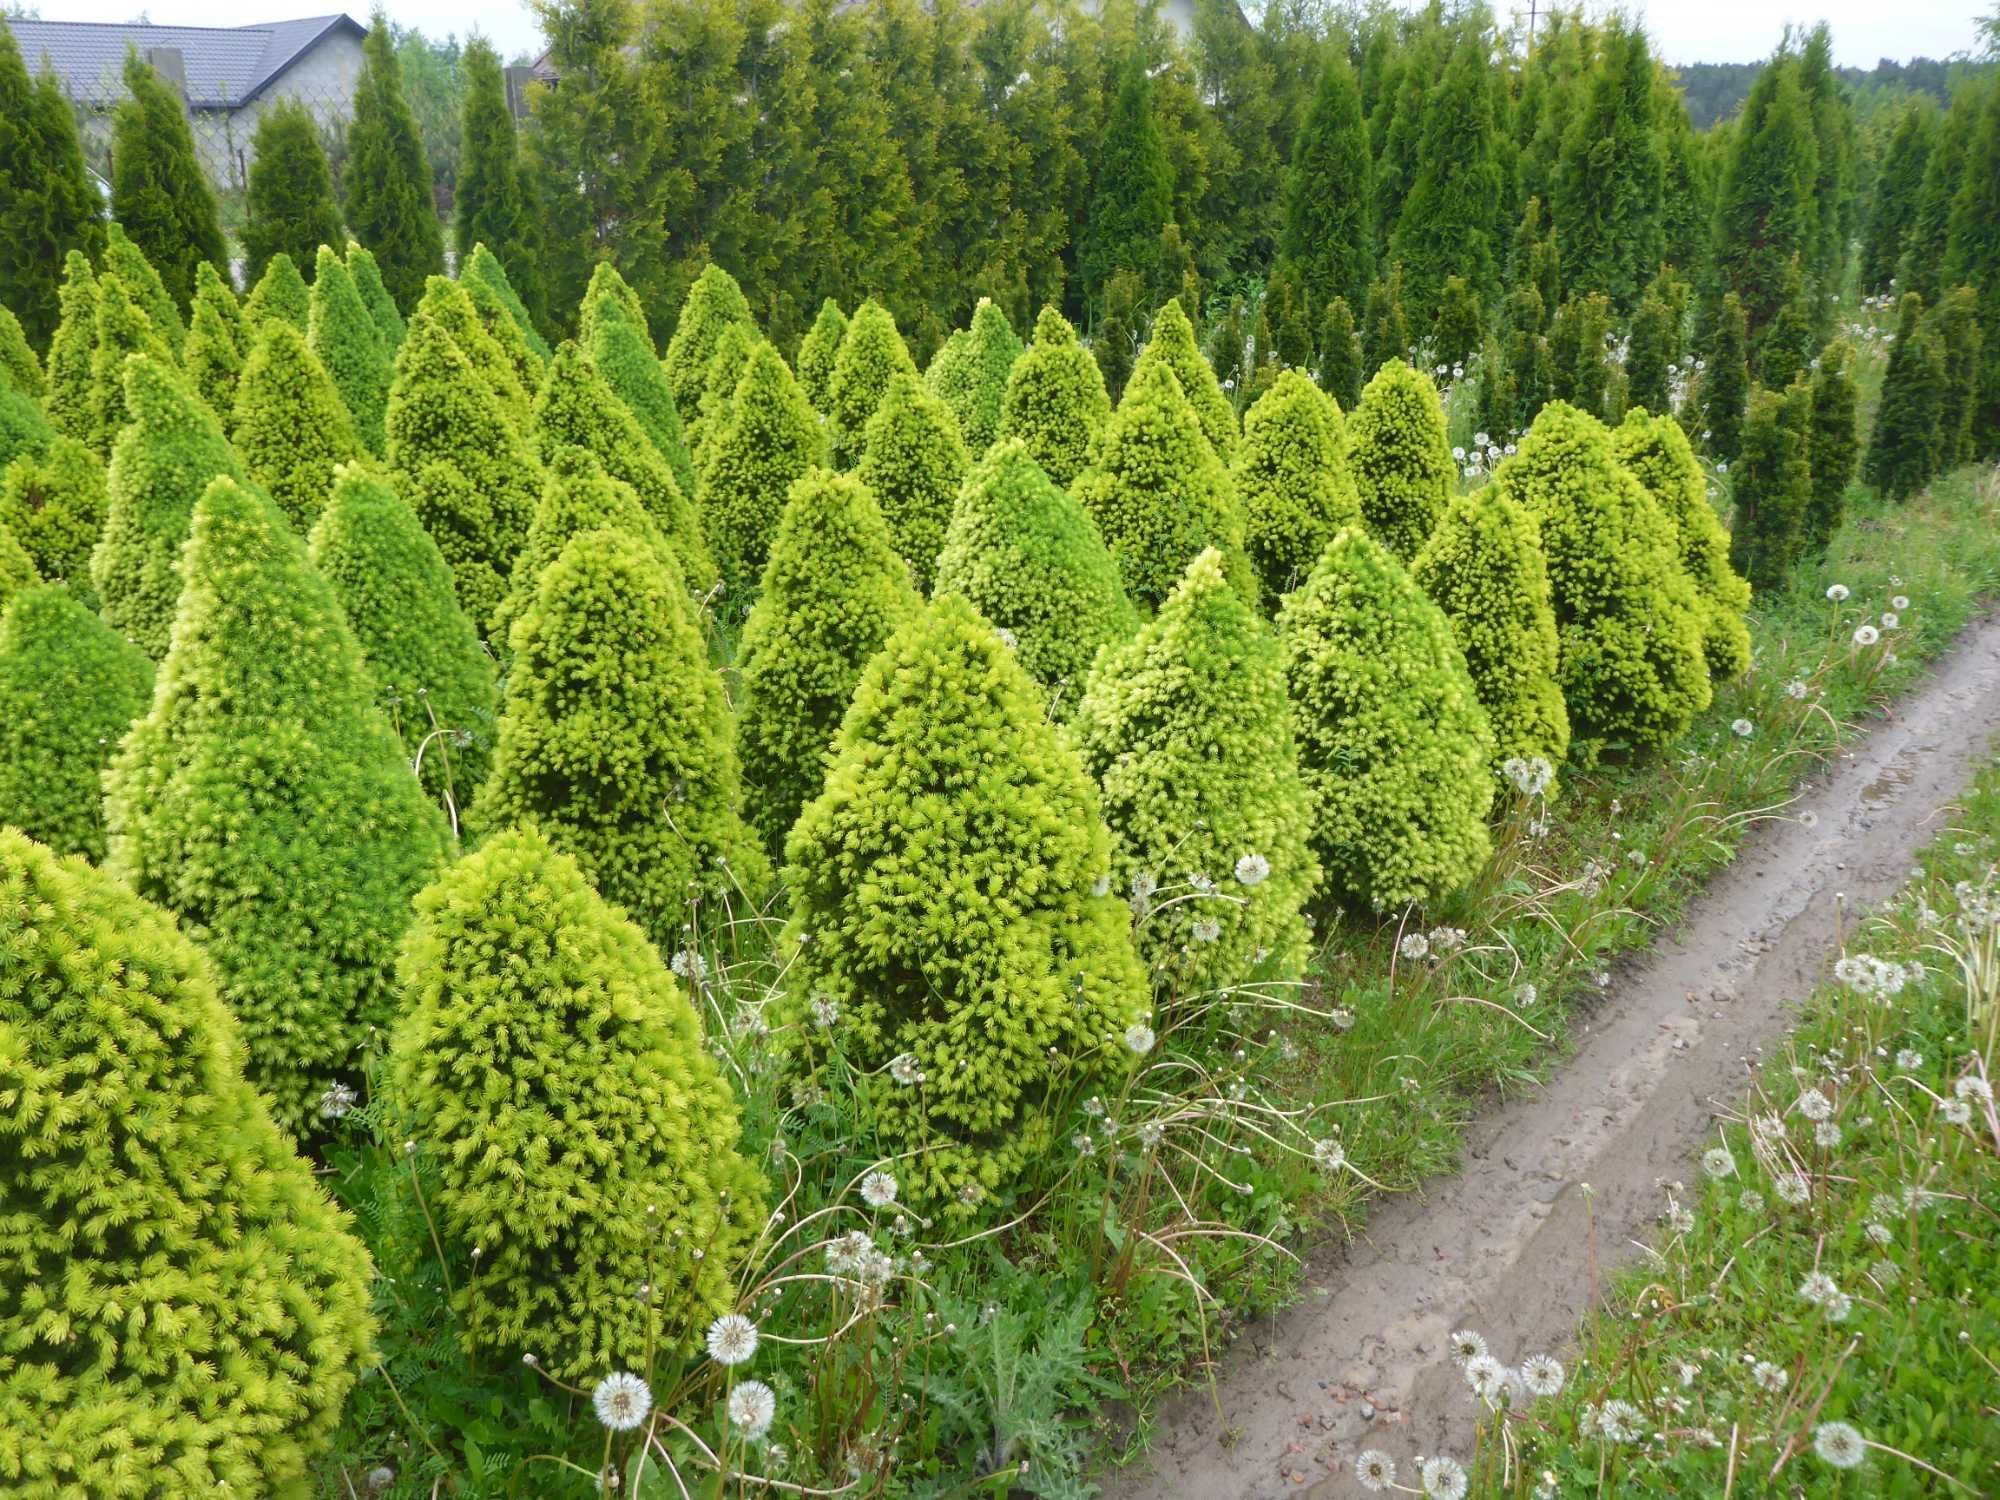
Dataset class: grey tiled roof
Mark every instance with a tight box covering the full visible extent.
[5,13,363,109]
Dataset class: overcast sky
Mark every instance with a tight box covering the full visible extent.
[35,0,1992,73]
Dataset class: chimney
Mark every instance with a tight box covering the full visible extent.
[145,45,189,99]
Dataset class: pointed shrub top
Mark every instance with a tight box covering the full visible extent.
[346,241,406,349]
[663,262,751,414]
[997,303,1112,489]
[309,243,392,455]
[697,341,827,582]
[243,251,311,333]
[102,223,186,353]
[0,305,44,398]
[462,268,545,391]
[0,385,51,475]
[826,298,919,461]
[927,296,1023,457]
[465,241,552,361]
[184,285,244,417]
[1236,369,1363,607]
[231,318,361,532]
[413,273,531,415]
[795,296,847,411]
[1348,357,1455,562]
[689,317,759,467]
[45,251,100,442]
[87,271,176,451]
[589,299,697,502]
[578,259,650,349]
[1131,297,1237,464]
[0,519,37,608]
[854,370,969,591]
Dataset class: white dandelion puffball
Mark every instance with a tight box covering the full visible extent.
[1813,1421,1865,1470]
[1124,1021,1156,1056]
[1191,917,1222,944]
[1235,852,1271,886]
[1956,1076,1993,1105]
[1815,1122,1841,1148]
[318,1081,358,1120]
[1463,1354,1507,1401]
[593,1370,653,1431]
[670,948,709,981]
[1774,1172,1811,1205]
[1731,717,1754,738]
[1881,611,1899,629]
[1520,1353,1565,1397]
[1752,1360,1789,1392]
[1940,1098,1971,1126]
[1399,931,1431,961]
[1895,1048,1923,1069]
[1314,1138,1346,1172]
[1354,1449,1396,1490]
[1853,623,1880,646]
[1420,1454,1469,1499]
[1701,1147,1736,1179]
[1891,594,1909,611]
[1826,583,1850,602]
[727,1378,778,1439]
[1786,677,1809,699]
[1448,1329,1489,1366]
[809,994,839,1028]
[1798,1270,1839,1306]
[1796,1087,1833,1121]
[860,1171,899,1209]
[1131,869,1158,900]
[1594,1398,1644,1443]
[889,1052,920,1085]
[705,1313,759,1367]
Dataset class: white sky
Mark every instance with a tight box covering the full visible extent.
[33,0,1992,71]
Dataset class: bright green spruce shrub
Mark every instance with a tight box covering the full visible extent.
[1347,356,1455,562]
[0,521,35,606]
[87,272,175,452]
[663,261,752,416]
[309,245,391,456]
[470,527,768,947]
[795,295,847,411]
[588,297,697,504]
[1236,369,1362,607]
[385,313,540,630]
[576,259,650,350]
[1613,406,1753,680]
[183,285,243,417]
[411,274,530,418]
[928,296,1022,456]
[736,467,921,856]
[1070,547,1320,995]
[1279,526,1494,910]
[933,437,1138,698]
[1411,483,1570,789]
[996,303,1112,488]
[699,340,827,582]
[389,826,766,1379]
[463,242,551,361]
[0,584,151,860]
[826,298,920,463]
[231,318,360,533]
[242,250,311,334]
[92,355,244,658]
[0,829,375,1497]
[773,592,1150,1215]
[100,224,185,356]
[0,434,105,599]
[1130,296,1237,464]
[460,267,544,395]
[1072,359,1251,610]
[44,252,98,442]
[854,370,969,590]
[103,475,451,1129]
[0,385,49,472]
[1494,400,1711,758]
[0,305,42,397]
[309,465,497,804]
[688,319,758,472]
[346,242,405,351]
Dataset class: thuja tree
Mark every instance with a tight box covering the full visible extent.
[1930,288,1984,469]
[389,826,767,1378]
[469,527,768,947]
[1318,295,1363,410]
[928,297,1022,457]
[0,436,104,599]
[1283,51,1374,317]
[1861,98,1934,293]
[795,296,847,411]
[663,262,753,417]
[347,243,406,350]
[455,39,547,337]
[345,13,445,310]
[1624,277,1678,417]
[103,475,450,1129]
[87,274,175,454]
[1072,548,1320,994]
[231,320,360,533]
[1943,74,2000,452]
[855,371,970,591]
[0,829,374,1494]
[1362,269,1412,375]
[92,356,243,658]
[110,53,227,315]
[1702,292,1751,463]
[1756,255,1815,390]
[1866,293,1945,502]
[736,468,921,856]
[1548,293,1616,422]
[185,273,244,417]
[1347,357,1454,562]
[241,100,343,290]
[1411,486,1570,787]
[0,22,104,350]
[1131,297,1237,465]
[309,245,392,456]
[773,593,1150,1215]
[1237,370,1362,608]
[827,299,921,464]
[309,465,497,805]
[0,585,152,860]
[244,251,313,334]
[1613,408,1753,680]
[933,438,1138,699]
[1495,402,1711,757]
[1804,340,1860,555]
[1279,526,1494,909]
[1729,383,1814,593]
[43,253,97,441]
[996,304,1111,489]
[589,299,696,503]
[700,342,828,583]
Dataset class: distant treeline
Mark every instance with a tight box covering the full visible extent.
[1672,56,1974,128]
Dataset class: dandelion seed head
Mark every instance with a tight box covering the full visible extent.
[1519,1353,1565,1397]
[727,1379,777,1439]
[1448,1329,1488,1366]
[1124,1021,1156,1055]
[1354,1450,1396,1490]
[860,1171,899,1209]
[1853,624,1881,646]
[1813,1421,1865,1469]
[705,1313,759,1367]
[1464,1354,1507,1402]
[1702,1147,1736,1179]
[1399,932,1431,961]
[1234,852,1271,886]
[1731,718,1754,738]
[1940,1098,1971,1126]
[1752,1360,1788,1392]
[593,1371,653,1431]
[1420,1455,1468,1499]
[1826,584,1850,602]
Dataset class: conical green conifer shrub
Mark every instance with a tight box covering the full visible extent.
[1131,297,1237,464]
[346,242,406,350]
[1494,401,1711,757]
[773,593,1150,1214]
[1361,268,1411,373]
[855,371,969,591]
[1548,293,1616,422]
[87,273,175,453]
[1729,382,1815,594]
[1318,295,1363,410]
[1237,369,1362,607]
[0,385,49,472]
[1432,275,1483,367]
[1624,278,1679,418]
[1804,340,1859,555]
[933,438,1138,698]
[388,826,766,1378]
[242,252,311,334]
[1411,486,1570,787]
[1347,357,1455,562]
[1613,407,1753,679]
[463,242,551,361]
[92,356,243,657]
[0,828,374,1493]
[0,519,36,605]
[589,299,696,502]
[0,584,152,859]
[101,223,186,355]
[469,527,767,945]
[928,297,1022,457]
[308,245,391,455]
[184,289,243,417]
[736,468,921,856]
[688,320,758,474]
[699,342,827,583]
[1071,548,1320,994]
[1928,286,1983,469]
[344,18,444,310]
[103,475,451,1128]
[231,319,360,533]
[577,259,649,349]
[826,298,920,463]
[0,434,105,601]
[193,259,248,348]
[795,296,847,411]
[1278,526,1494,909]
[1702,292,1750,462]
[241,99,342,292]
[309,465,497,804]
[45,252,98,441]
[996,304,1112,489]
[1865,292,1944,501]
[0,306,41,397]
[411,274,529,417]
[663,262,752,415]
[461,269,544,395]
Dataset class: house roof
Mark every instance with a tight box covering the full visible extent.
[4,13,364,110]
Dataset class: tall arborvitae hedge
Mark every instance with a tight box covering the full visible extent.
[309,465,497,804]
[1318,295,1363,411]
[698,342,827,583]
[103,475,450,1129]
[796,296,847,411]
[1072,547,1320,994]
[1702,291,1751,462]
[43,253,97,441]
[588,300,696,502]
[736,468,921,855]
[1347,357,1454,562]
[1624,278,1678,416]
[1865,292,1945,501]
[1362,267,1412,374]
[0,434,105,599]
[997,304,1111,489]
[1412,485,1570,787]
[1709,52,1819,344]
[774,593,1150,1215]
[1237,370,1362,607]
[1901,81,1977,301]
[1080,59,1173,296]
[1496,401,1711,757]
[454,40,546,336]
[1283,51,1374,318]
[0,828,374,1494]
[0,584,152,860]
[1552,21,1663,314]
[663,262,752,417]
[1730,382,1815,593]
[389,826,766,1378]
[230,320,360,533]
[1804,339,1859,554]
[827,299,921,463]
[1132,297,1237,464]
[855,371,970,591]
[1930,287,1984,469]
[92,356,242,658]
[933,437,1138,698]
[1942,75,2000,453]
[1279,526,1494,909]
[1548,292,1615,421]
[1613,407,1753,680]
[1388,34,1501,329]
[927,297,1021,457]
[86,274,176,454]
[469,527,767,947]
[1756,255,1815,390]
[0,23,105,350]
[110,53,227,315]
[309,245,392,456]
[241,100,343,290]
[346,242,406,349]
[344,14,445,310]
[1861,98,1934,293]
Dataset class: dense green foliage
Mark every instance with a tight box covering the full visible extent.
[796,297,847,410]
[587,300,694,501]
[44,254,98,441]
[854,371,969,591]
[1282,52,1373,316]
[454,41,545,335]
[928,297,1022,457]
[996,304,1110,489]
[699,341,827,582]
[0,434,103,599]
[231,320,360,533]
[0,24,103,352]
[345,15,446,310]
[1867,292,1947,501]
[244,253,312,335]
[1236,370,1360,608]
[827,299,921,463]
[242,102,344,291]
[1132,298,1237,464]
[309,246,393,456]
[1805,338,1861,553]
[1348,358,1455,563]
[110,54,226,316]
[185,275,244,418]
